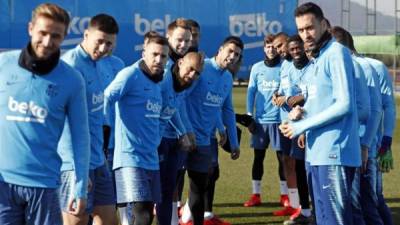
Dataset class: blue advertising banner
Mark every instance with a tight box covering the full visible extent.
[0,0,297,79]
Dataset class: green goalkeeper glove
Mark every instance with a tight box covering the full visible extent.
[377,149,394,173]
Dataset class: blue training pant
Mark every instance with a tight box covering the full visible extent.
[310,165,355,225]
[156,137,184,225]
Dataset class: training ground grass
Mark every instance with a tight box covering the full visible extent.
[206,86,400,225]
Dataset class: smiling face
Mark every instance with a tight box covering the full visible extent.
[82,28,116,61]
[264,43,277,60]
[167,27,192,56]
[273,36,288,58]
[295,13,326,52]
[28,16,66,60]
[215,43,242,69]
[287,40,304,60]
[142,42,169,75]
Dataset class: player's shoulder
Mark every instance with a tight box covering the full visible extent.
[104,54,125,69]
[255,60,266,67]
[56,60,86,85]
[0,50,20,65]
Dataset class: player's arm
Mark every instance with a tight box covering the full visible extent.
[103,68,132,125]
[222,86,239,150]
[67,71,90,201]
[380,65,396,139]
[353,60,370,123]
[360,68,382,149]
[246,66,257,115]
[170,110,187,136]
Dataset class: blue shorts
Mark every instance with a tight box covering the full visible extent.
[114,167,161,204]
[0,181,61,225]
[186,145,212,173]
[59,163,116,213]
[280,135,305,160]
[310,165,355,225]
[251,123,281,150]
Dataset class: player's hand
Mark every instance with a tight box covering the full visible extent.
[361,145,369,174]
[377,149,394,173]
[231,148,240,160]
[187,132,197,152]
[179,134,192,152]
[218,131,227,147]
[275,96,286,107]
[67,198,87,216]
[287,95,305,108]
[279,121,294,139]
[247,121,256,134]
[378,136,392,155]
[288,105,304,121]
[297,134,305,149]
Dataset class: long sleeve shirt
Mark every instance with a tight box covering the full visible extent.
[291,39,361,167]
[185,58,239,149]
[247,60,281,123]
[58,45,108,171]
[104,60,162,170]
[0,50,90,198]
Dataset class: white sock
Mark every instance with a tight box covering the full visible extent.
[177,201,182,208]
[288,188,300,208]
[252,180,261,194]
[171,202,179,225]
[119,205,133,225]
[181,201,192,223]
[301,208,311,217]
[280,181,288,195]
[204,211,214,219]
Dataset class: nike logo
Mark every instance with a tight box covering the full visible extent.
[6,81,17,85]
[322,184,330,189]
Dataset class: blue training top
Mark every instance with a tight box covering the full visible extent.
[104,59,162,170]
[291,39,361,167]
[98,55,125,149]
[185,57,239,149]
[365,57,396,143]
[247,60,281,124]
[0,50,90,198]
[58,45,108,170]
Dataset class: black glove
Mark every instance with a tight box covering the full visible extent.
[235,113,254,127]
[222,126,242,153]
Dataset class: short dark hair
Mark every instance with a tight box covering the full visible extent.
[89,14,119,34]
[146,33,169,47]
[274,32,288,40]
[221,36,244,50]
[186,19,200,31]
[295,2,324,21]
[144,31,160,44]
[324,18,331,28]
[287,34,303,45]
[264,34,275,45]
[330,26,355,51]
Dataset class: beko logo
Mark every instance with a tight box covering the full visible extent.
[134,13,172,36]
[7,96,48,123]
[229,13,282,37]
